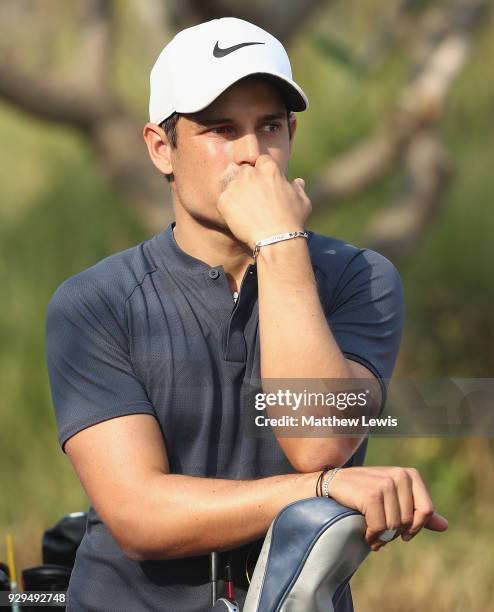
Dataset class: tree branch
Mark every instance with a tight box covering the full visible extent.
[72,0,117,93]
[364,130,453,260]
[0,58,115,129]
[309,0,490,213]
[167,0,328,42]
[0,0,120,129]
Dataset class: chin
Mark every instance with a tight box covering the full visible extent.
[187,209,231,234]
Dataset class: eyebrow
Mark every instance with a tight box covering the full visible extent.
[194,111,287,127]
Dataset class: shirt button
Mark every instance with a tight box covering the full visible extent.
[208,269,220,279]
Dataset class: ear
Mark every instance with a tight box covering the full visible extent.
[288,112,297,154]
[142,122,174,175]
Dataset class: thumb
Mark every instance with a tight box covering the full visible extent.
[424,511,449,532]
[292,178,307,202]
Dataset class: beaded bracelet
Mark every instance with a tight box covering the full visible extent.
[322,467,342,498]
[315,465,333,497]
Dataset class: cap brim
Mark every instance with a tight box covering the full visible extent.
[250,72,308,112]
[167,70,308,122]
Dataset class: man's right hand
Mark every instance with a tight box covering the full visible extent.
[326,466,449,551]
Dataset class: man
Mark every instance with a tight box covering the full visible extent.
[46,17,448,612]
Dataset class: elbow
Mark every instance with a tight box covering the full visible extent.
[290,454,347,474]
[284,439,364,473]
[106,511,177,562]
[122,545,146,563]
[123,542,194,563]
[119,527,181,562]
[122,543,176,563]
[117,517,191,562]
[120,533,176,563]
[108,516,150,562]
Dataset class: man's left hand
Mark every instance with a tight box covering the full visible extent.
[217,154,311,250]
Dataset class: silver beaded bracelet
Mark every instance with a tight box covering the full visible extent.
[252,230,309,260]
[322,467,342,498]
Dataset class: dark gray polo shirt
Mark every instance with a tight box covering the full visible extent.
[46,223,404,611]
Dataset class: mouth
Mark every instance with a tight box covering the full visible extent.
[219,166,242,193]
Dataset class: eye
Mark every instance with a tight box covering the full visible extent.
[261,123,282,133]
[210,126,234,134]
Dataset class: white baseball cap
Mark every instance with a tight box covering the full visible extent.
[149,17,308,125]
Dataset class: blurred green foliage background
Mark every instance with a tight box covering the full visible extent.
[1,1,493,610]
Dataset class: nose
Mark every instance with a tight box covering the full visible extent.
[233,133,262,166]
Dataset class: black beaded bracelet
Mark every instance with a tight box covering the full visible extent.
[315,471,324,497]
[316,465,333,497]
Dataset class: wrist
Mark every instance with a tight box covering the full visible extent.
[323,467,343,498]
[306,471,323,499]
[250,227,305,249]
[253,231,309,263]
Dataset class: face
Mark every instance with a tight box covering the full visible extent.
[144,76,296,231]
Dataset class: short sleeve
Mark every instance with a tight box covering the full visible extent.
[46,277,156,452]
[325,249,405,406]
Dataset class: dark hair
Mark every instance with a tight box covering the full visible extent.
[159,108,294,182]
[159,113,180,182]
[160,113,180,148]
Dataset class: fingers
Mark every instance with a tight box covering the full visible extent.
[371,469,413,551]
[395,469,415,531]
[255,154,278,170]
[367,468,439,551]
[368,476,401,551]
[327,466,447,554]
[292,178,311,213]
[425,511,449,532]
[363,489,388,548]
[401,468,435,542]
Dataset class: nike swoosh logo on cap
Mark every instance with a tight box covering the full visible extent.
[213,41,265,58]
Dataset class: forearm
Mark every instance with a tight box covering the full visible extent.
[256,237,350,378]
[124,470,317,561]
[256,238,366,469]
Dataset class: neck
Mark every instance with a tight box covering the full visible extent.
[172,208,252,292]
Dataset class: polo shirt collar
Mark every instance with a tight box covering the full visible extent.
[150,222,257,277]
